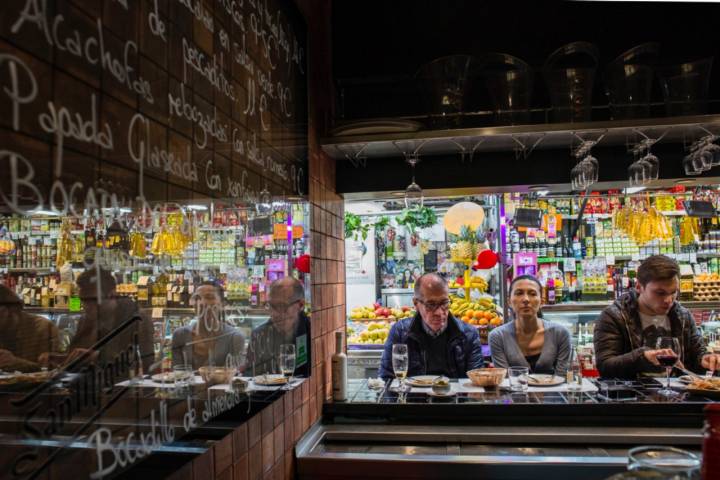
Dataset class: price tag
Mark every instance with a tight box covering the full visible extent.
[606,255,615,266]
[689,253,697,263]
[563,258,577,271]
[631,254,640,262]
[152,307,164,319]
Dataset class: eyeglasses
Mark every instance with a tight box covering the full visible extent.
[265,300,301,312]
[417,299,450,312]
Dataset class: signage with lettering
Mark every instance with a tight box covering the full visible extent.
[0,0,308,478]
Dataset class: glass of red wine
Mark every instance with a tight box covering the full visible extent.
[655,337,680,398]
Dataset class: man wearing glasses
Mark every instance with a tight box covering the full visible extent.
[379,273,484,380]
[248,277,311,376]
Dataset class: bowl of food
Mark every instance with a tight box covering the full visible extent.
[199,366,235,386]
[432,376,451,395]
[467,368,507,388]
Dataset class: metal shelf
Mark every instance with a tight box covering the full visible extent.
[322,113,720,161]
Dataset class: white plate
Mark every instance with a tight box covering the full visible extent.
[330,119,422,136]
[406,375,437,387]
[253,374,288,386]
[527,374,565,387]
[151,372,193,383]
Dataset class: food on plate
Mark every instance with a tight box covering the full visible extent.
[688,377,720,391]
[253,374,288,385]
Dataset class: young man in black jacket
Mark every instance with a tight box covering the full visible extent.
[594,255,720,378]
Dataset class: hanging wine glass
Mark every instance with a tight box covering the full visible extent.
[683,154,702,176]
[642,151,659,181]
[256,186,272,215]
[583,154,599,184]
[404,154,424,208]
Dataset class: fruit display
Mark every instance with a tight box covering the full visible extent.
[449,294,497,318]
[449,276,488,292]
[0,238,16,255]
[349,302,415,321]
[348,320,392,345]
[449,225,484,261]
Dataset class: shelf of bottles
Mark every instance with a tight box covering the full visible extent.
[0,202,309,311]
[503,188,720,306]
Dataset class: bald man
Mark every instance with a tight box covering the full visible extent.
[248,277,311,377]
[379,273,484,380]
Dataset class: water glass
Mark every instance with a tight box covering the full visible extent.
[279,344,296,382]
[391,344,410,392]
[509,366,529,392]
[628,446,700,479]
[173,364,193,391]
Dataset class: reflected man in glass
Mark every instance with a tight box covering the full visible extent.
[59,269,154,374]
[248,277,311,377]
[0,285,59,372]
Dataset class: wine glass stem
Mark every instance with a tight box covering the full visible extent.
[666,367,671,391]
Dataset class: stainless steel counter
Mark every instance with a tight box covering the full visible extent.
[296,423,702,480]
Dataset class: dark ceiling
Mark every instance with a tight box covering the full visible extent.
[331,0,720,120]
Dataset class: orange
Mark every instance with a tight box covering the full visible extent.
[466,310,474,318]
[478,318,489,326]
[473,311,483,320]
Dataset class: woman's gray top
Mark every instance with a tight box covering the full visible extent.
[171,322,245,369]
[488,320,572,375]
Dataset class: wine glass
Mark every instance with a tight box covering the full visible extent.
[642,152,659,181]
[391,344,410,393]
[655,337,680,398]
[279,344,296,384]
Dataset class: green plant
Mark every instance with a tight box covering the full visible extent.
[373,215,390,232]
[395,206,438,233]
[344,212,370,241]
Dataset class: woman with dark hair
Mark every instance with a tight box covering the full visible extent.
[172,281,245,369]
[489,275,571,375]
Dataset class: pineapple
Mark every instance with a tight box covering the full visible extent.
[457,225,474,260]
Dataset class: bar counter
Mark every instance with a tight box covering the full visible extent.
[295,378,715,480]
[324,378,716,428]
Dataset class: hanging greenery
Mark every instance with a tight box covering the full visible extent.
[344,212,370,241]
[373,215,390,232]
[395,206,438,233]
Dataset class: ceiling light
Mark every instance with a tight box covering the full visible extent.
[624,186,646,194]
[186,204,208,211]
[32,209,60,216]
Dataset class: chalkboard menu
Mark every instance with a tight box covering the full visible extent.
[0,0,308,216]
[0,1,307,478]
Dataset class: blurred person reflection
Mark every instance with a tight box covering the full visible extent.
[0,285,59,372]
[248,277,311,377]
[171,281,245,370]
[43,269,154,374]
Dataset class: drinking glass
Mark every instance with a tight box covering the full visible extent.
[509,366,529,392]
[628,160,646,186]
[279,344,296,383]
[391,344,410,393]
[643,152,660,181]
[583,154,599,184]
[656,337,680,398]
[683,154,703,176]
[628,446,700,479]
[173,364,193,392]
